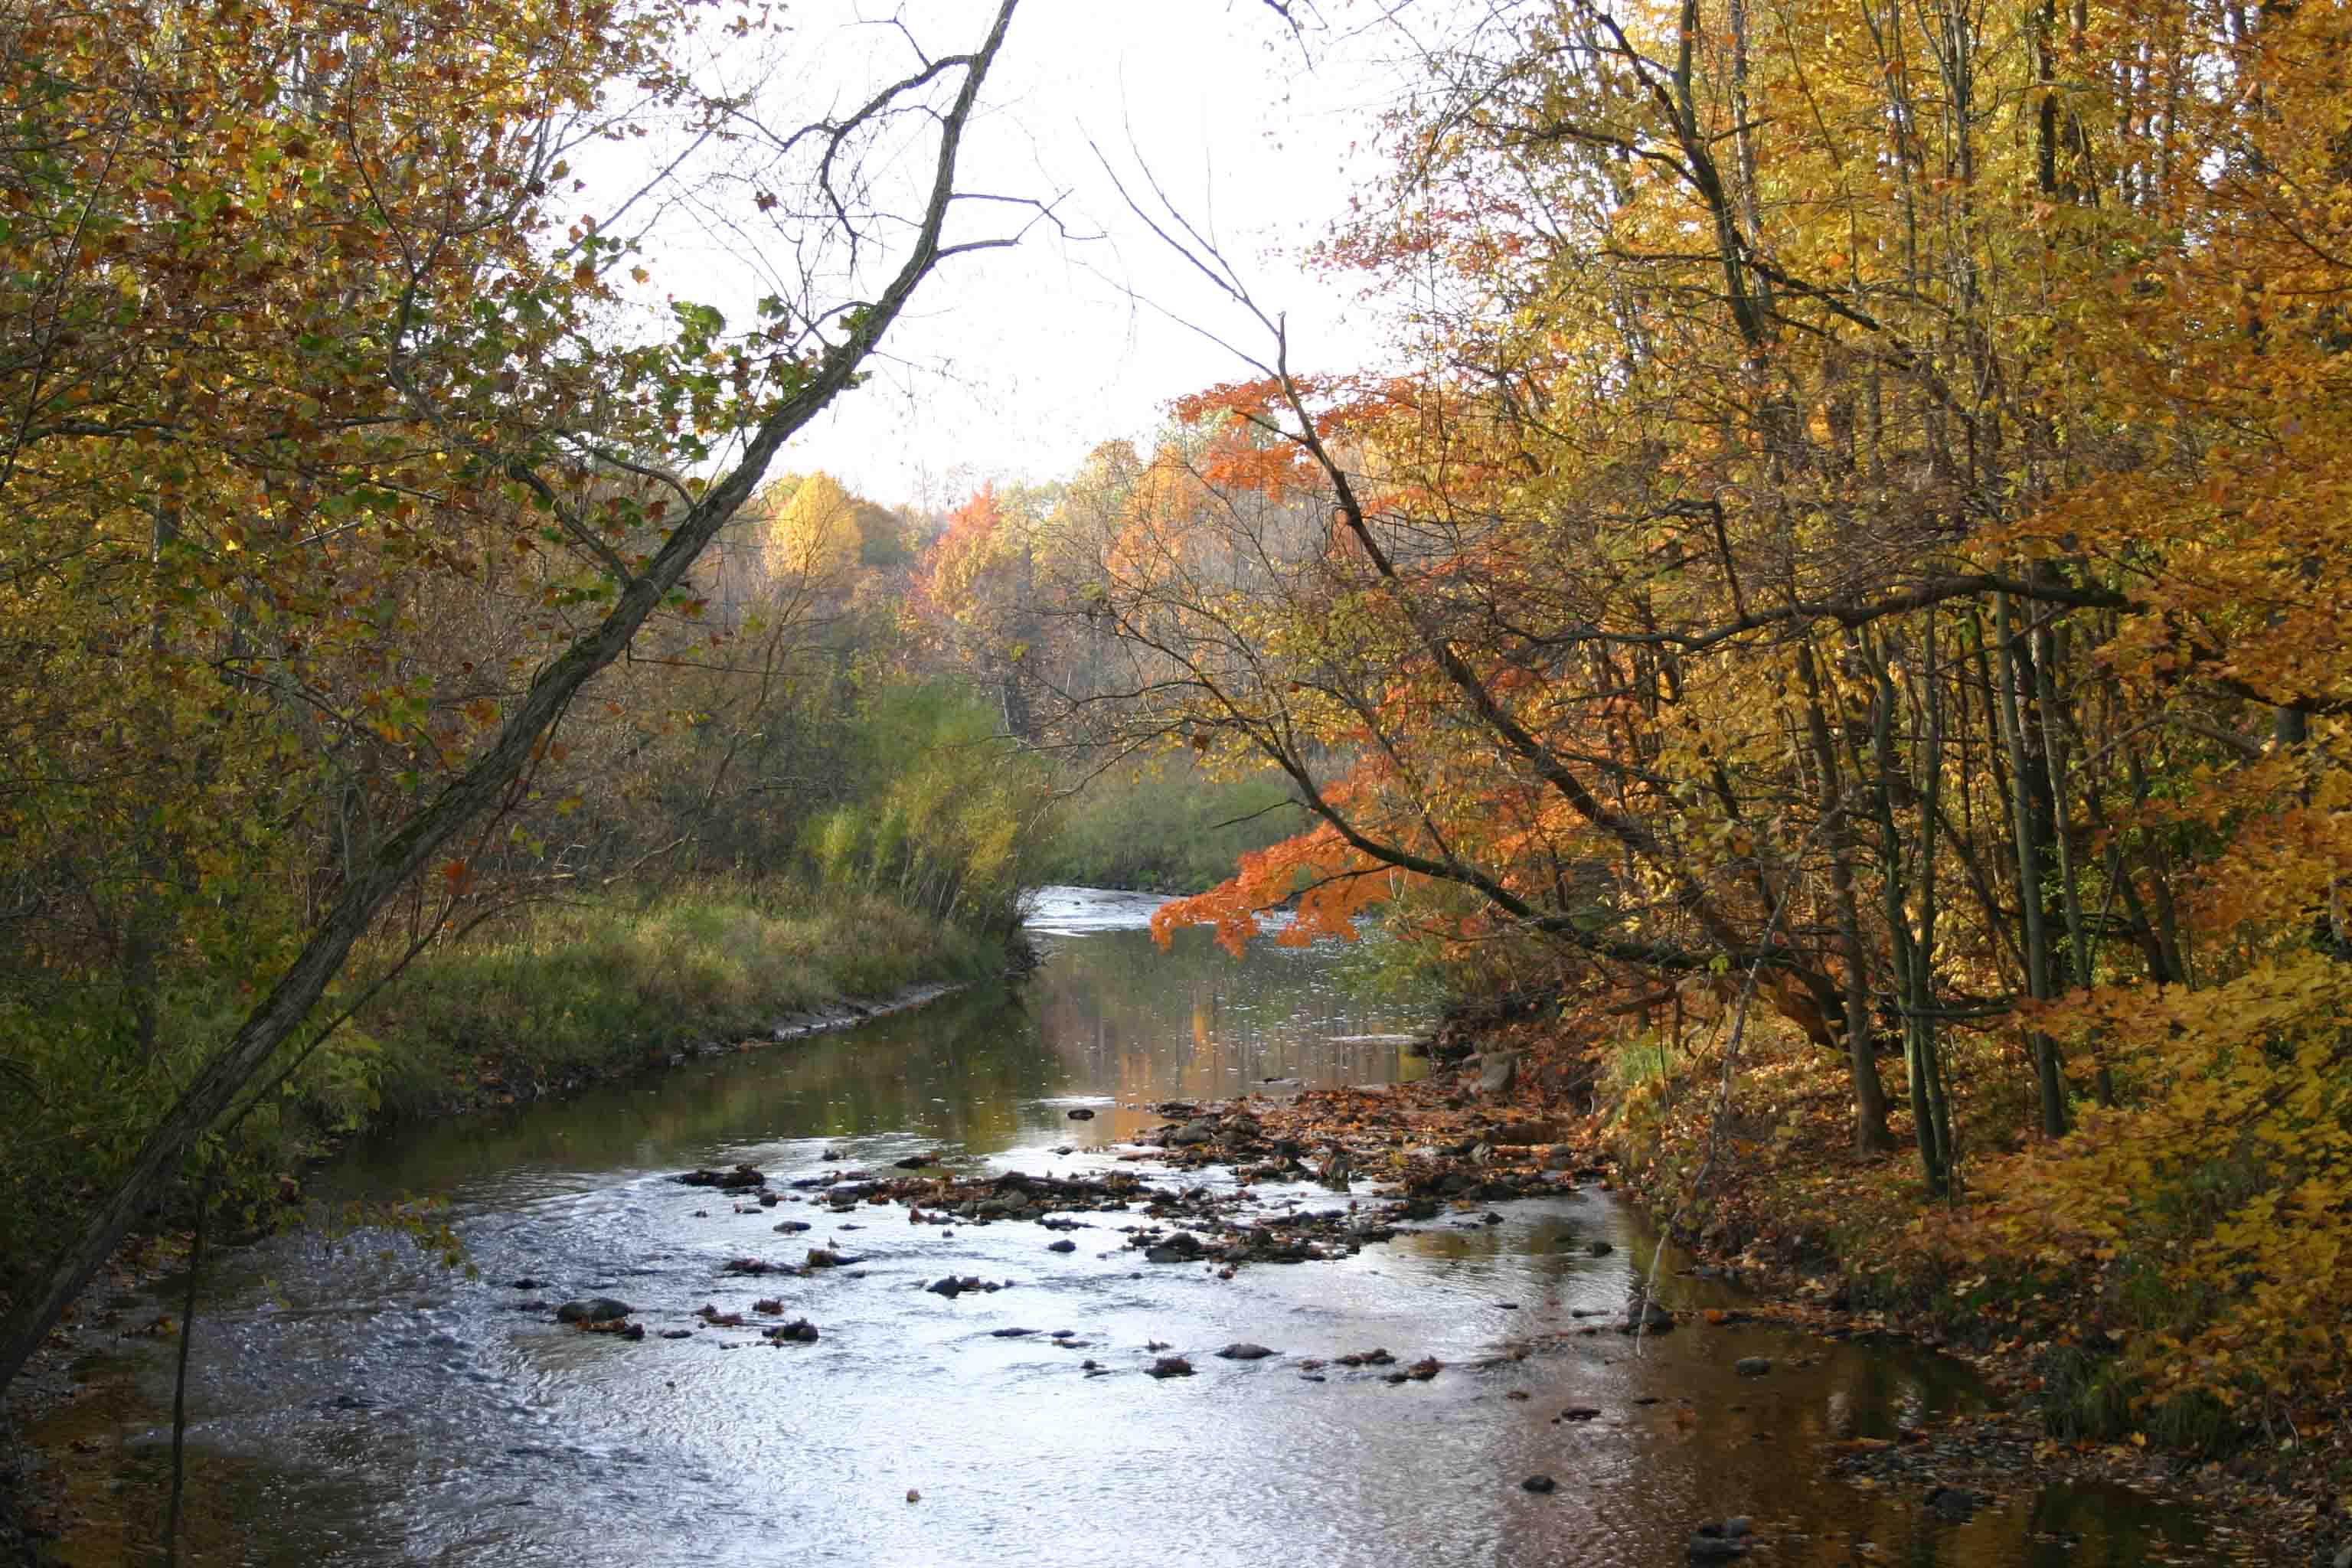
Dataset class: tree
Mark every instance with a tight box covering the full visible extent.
[0,0,1026,1399]
[764,471,867,588]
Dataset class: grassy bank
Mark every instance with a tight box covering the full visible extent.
[0,882,1018,1322]
[332,884,1016,1124]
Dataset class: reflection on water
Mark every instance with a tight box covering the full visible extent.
[311,916,1428,1202]
[38,890,2223,1567]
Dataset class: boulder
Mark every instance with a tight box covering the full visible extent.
[1214,1343,1276,1361]
[1735,1356,1772,1377]
[1167,1117,1221,1147]
[674,1165,764,1190]
[1476,1052,1520,1096]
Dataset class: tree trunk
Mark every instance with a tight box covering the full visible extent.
[1994,590,2069,1138]
[1797,643,1896,1152]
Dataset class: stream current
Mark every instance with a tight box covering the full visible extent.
[40,887,2230,1566]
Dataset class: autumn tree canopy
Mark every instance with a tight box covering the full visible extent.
[1063,0,2352,1403]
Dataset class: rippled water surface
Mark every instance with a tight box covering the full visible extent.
[41,890,2226,1566]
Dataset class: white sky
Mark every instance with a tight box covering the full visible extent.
[622,1,1426,510]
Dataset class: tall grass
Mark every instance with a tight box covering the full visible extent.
[340,883,1008,1121]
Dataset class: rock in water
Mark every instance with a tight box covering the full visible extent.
[1924,1486,1981,1521]
[1147,1356,1195,1378]
[554,1298,635,1325]
[1214,1343,1276,1360]
[1167,1117,1220,1147]
[674,1164,766,1190]
[1143,1231,1204,1264]
[1687,1518,1756,1560]
[1066,1107,1096,1120]
[1521,1475,1557,1494]
[1735,1356,1773,1377]
[1620,1300,1675,1335]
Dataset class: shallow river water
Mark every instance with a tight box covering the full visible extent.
[41,888,2231,1566]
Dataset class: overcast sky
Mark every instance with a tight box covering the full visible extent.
[619,1,1426,510]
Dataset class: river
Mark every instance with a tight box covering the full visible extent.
[37,887,2227,1566]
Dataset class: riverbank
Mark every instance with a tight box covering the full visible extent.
[337,886,1025,1124]
[1138,1018,2340,1568]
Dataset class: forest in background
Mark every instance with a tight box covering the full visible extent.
[8,0,2352,1451]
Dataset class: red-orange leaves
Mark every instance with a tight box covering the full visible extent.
[1153,825,1403,955]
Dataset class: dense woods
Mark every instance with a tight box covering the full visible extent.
[6,0,2352,1459]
